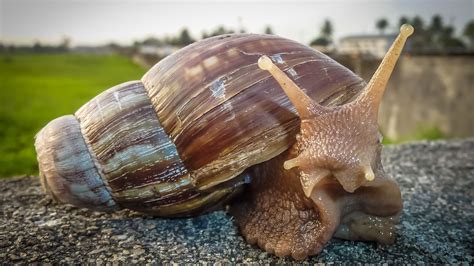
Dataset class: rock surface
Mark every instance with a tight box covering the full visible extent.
[1,139,473,263]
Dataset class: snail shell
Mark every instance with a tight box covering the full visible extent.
[35,34,365,216]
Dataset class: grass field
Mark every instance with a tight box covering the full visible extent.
[0,53,445,178]
[0,53,145,177]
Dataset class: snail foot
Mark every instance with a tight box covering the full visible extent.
[230,177,329,260]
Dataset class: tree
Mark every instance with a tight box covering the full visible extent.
[310,37,330,46]
[399,16,409,27]
[463,20,474,48]
[321,19,333,39]
[142,37,163,46]
[411,16,425,30]
[33,41,42,52]
[401,14,468,53]
[309,19,333,47]
[429,15,444,34]
[376,18,389,34]
[203,26,235,39]
[213,26,233,36]
[429,15,444,48]
[409,16,428,52]
[439,25,465,50]
[59,36,71,51]
[264,25,274,35]
[178,28,195,46]
[426,15,466,51]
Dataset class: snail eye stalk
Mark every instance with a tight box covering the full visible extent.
[258,55,329,118]
[353,24,414,117]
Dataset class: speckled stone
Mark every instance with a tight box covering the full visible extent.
[0,139,473,263]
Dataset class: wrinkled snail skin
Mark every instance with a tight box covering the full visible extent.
[231,144,402,259]
[35,25,413,259]
[231,24,412,259]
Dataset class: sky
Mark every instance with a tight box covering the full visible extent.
[1,0,472,46]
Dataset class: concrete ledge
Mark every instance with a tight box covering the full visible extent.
[1,139,473,263]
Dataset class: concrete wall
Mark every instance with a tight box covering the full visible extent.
[338,55,474,140]
[137,52,473,141]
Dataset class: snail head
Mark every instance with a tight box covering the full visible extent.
[258,24,413,196]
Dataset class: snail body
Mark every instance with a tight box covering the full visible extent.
[35,26,413,259]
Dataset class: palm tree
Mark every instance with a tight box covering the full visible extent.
[463,20,474,49]
[430,15,444,34]
[399,16,409,27]
[376,18,389,34]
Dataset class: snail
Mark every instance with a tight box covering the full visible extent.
[35,24,414,259]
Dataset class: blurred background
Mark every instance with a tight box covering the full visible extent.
[1,0,473,177]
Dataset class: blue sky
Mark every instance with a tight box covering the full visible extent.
[1,0,472,46]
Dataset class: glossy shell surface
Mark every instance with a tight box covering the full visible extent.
[36,34,366,216]
[139,34,366,214]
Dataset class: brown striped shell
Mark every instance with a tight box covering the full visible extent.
[35,34,365,217]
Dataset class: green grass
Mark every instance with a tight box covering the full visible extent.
[0,53,145,177]
[382,126,446,145]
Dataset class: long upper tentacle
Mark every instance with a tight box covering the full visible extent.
[353,24,414,117]
[258,55,330,118]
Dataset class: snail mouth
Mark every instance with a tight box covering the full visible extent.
[301,168,369,199]
[299,163,376,198]
[331,165,377,193]
[332,172,368,193]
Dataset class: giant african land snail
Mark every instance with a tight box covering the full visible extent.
[35,24,414,259]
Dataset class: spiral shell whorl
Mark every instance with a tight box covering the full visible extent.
[35,115,119,211]
[35,81,199,214]
[75,81,197,214]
